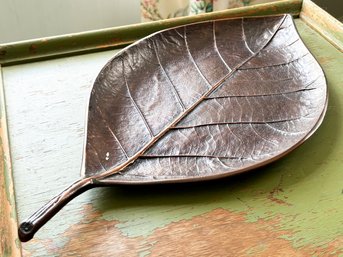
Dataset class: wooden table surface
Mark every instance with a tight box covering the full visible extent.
[1,7,342,257]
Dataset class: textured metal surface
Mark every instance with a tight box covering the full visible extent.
[86,14,327,183]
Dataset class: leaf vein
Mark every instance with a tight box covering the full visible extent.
[141,155,248,159]
[206,87,317,99]
[239,52,310,70]
[174,118,307,129]
[96,105,129,159]
[184,26,211,87]
[88,143,107,171]
[152,39,186,110]
[213,21,232,71]
[122,58,155,138]
[241,18,254,54]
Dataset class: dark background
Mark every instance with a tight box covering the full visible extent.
[313,0,343,21]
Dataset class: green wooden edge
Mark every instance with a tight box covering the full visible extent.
[300,0,343,51]
[0,0,302,66]
[0,65,21,257]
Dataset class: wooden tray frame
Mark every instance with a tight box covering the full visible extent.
[1,0,342,255]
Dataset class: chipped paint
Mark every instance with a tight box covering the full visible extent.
[0,66,21,257]
[25,208,343,256]
[1,137,12,202]
[139,250,151,257]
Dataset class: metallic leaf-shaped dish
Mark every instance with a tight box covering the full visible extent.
[19,14,327,242]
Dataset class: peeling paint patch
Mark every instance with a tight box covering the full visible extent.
[30,208,343,256]
[267,175,291,206]
[139,250,151,257]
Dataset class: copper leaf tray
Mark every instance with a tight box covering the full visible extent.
[18,14,327,242]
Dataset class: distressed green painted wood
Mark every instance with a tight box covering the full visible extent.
[0,66,21,257]
[300,0,343,51]
[0,0,302,66]
[1,17,342,256]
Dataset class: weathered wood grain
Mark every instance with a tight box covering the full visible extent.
[1,16,343,257]
[300,0,343,51]
[0,66,21,257]
[58,208,342,257]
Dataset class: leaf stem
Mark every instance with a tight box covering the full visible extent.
[18,178,95,242]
